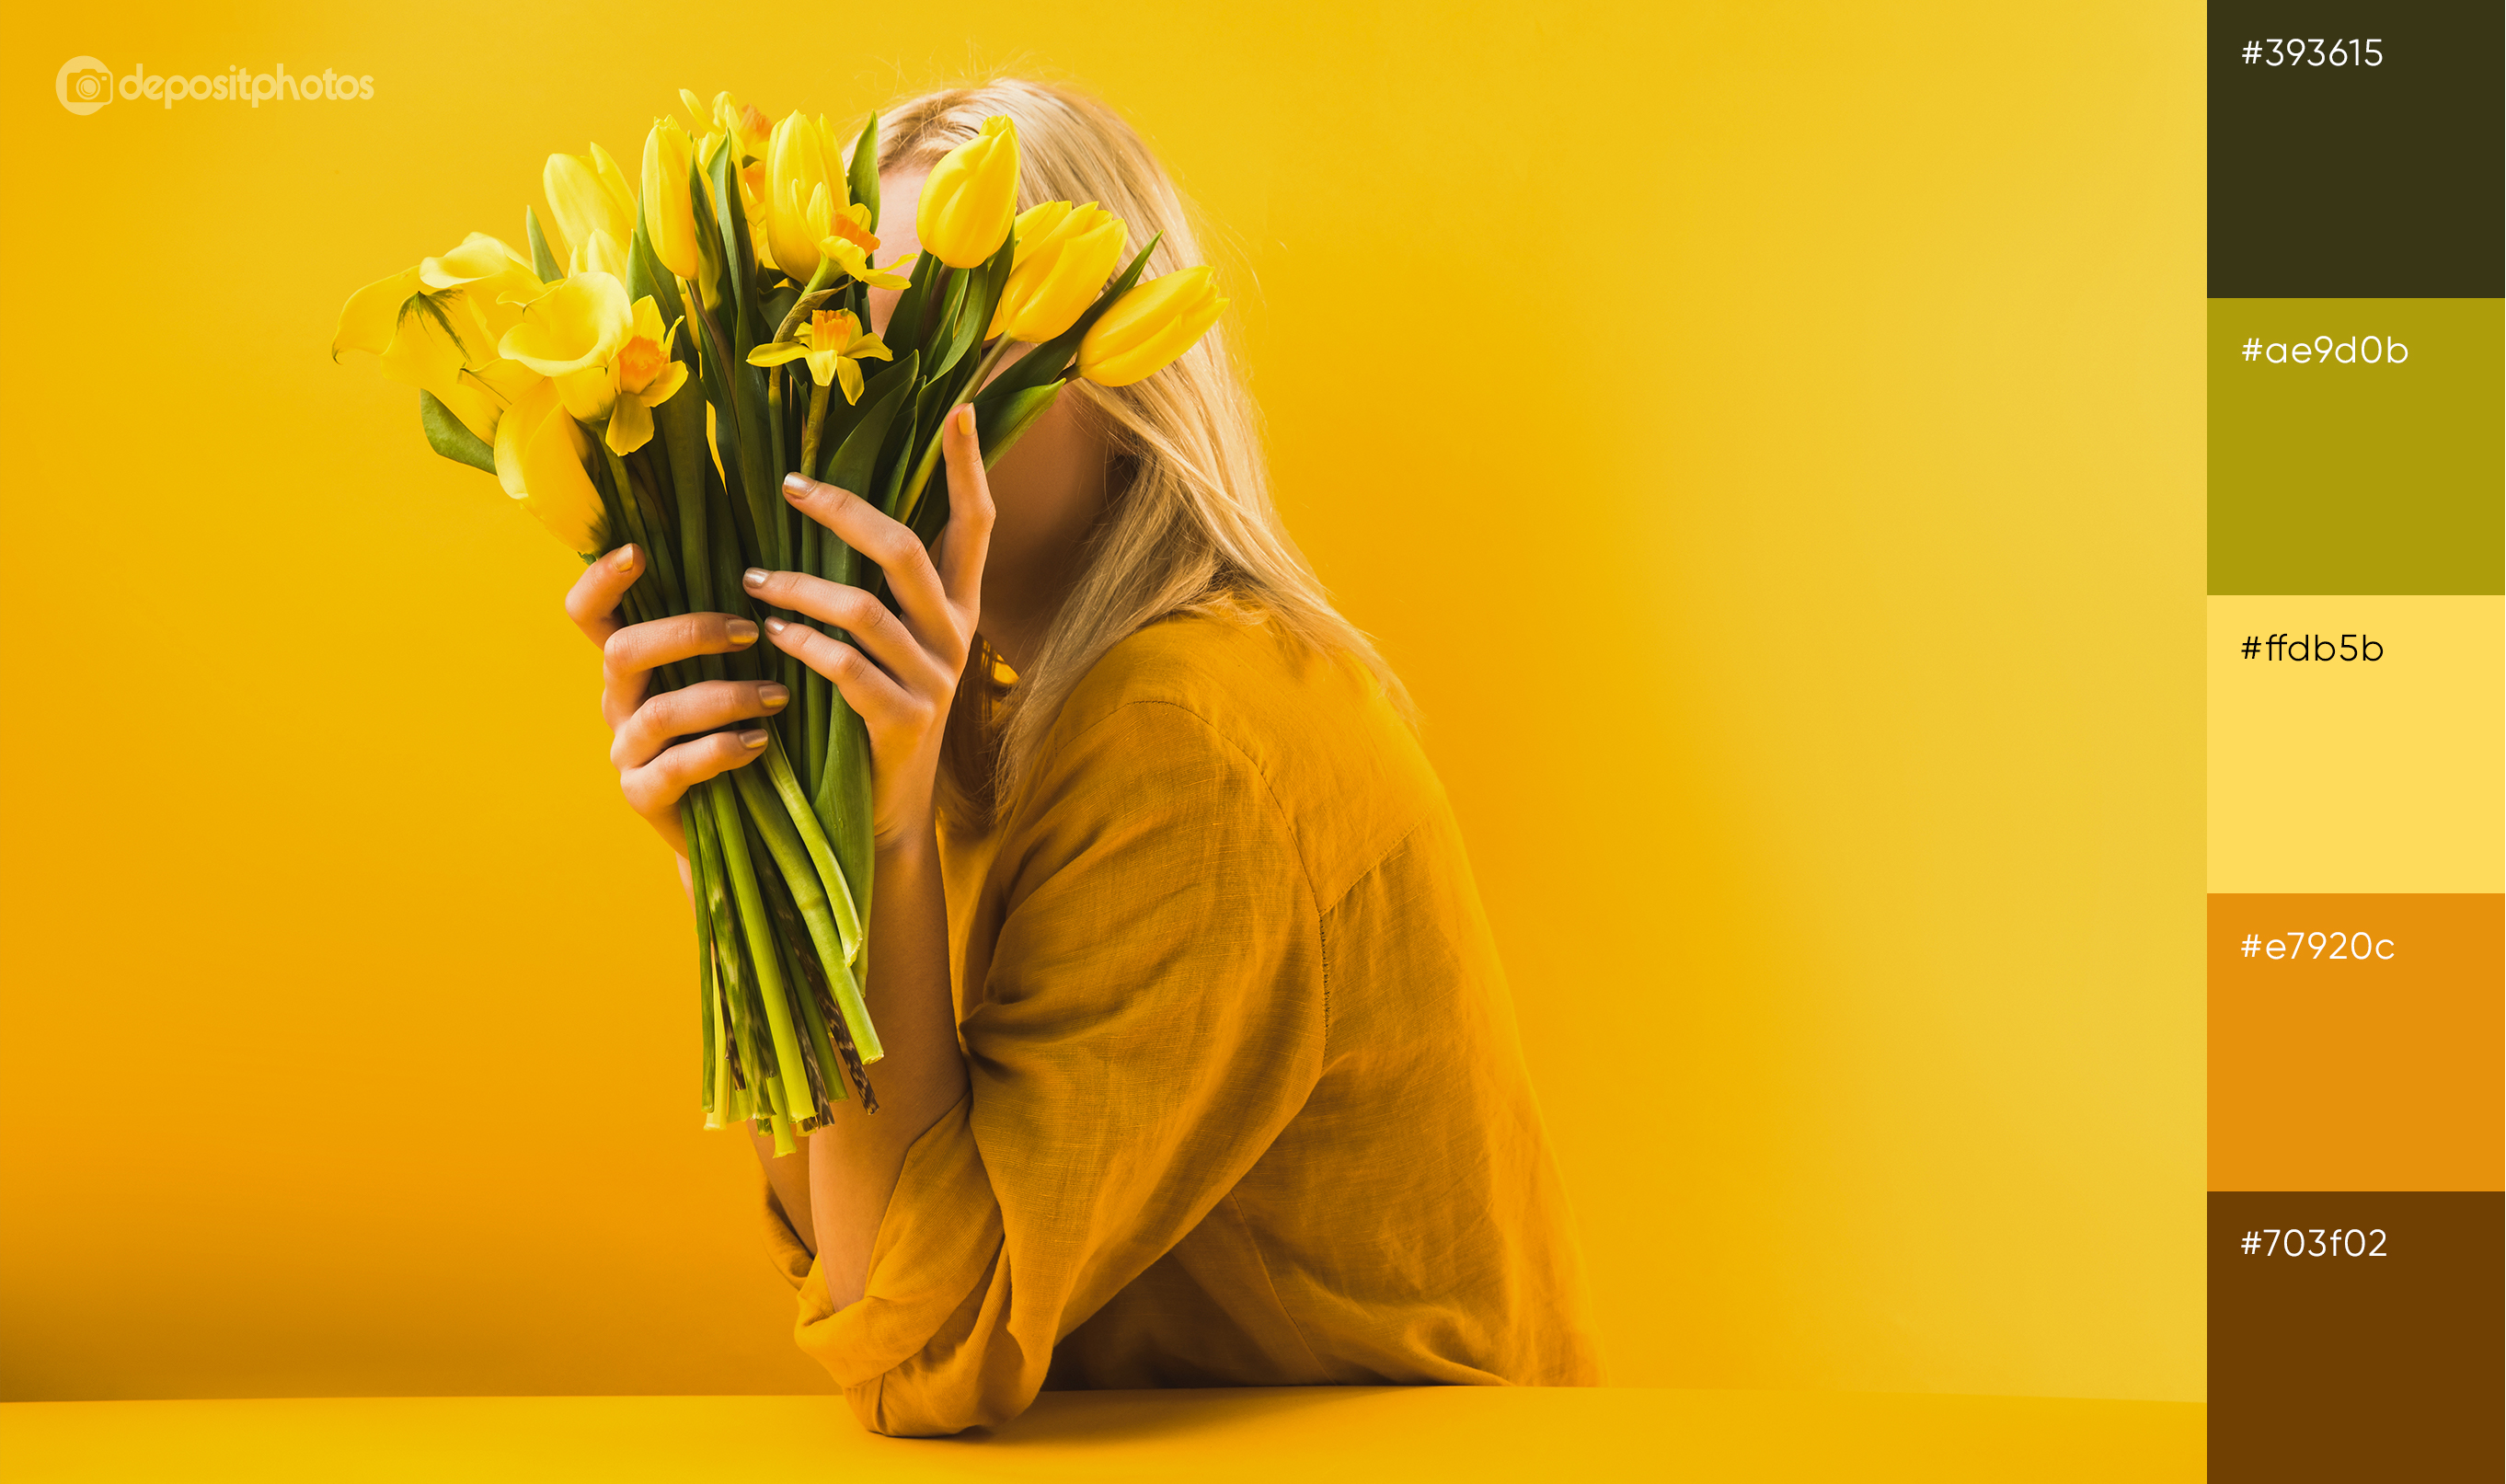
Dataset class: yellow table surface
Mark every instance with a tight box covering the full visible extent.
[2,1388,2204,1482]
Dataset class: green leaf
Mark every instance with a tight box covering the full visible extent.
[984,231,1163,401]
[686,146,735,319]
[885,249,944,362]
[814,353,908,479]
[419,390,496,474]
[923,265,977,381]
[846,112,881,236]
[978,382,1063,466]
[913,383,1062,546]
[627,215,686,331]
[825,352,916,500]
[524,207,564,283]
[709,142,758,351]
[762,283,801,342]
[937,230,1017,396]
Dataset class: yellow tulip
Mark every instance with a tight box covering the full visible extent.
[915,115,1019,270]
[604,296,691,455]
[498,271,634,422]
[734,160,773,269]
[989,201,1127,344]
[1076,266,1227,386]
[682,88,771,162]
[493,377,607,556]
[334,234,543,443]
[764,110,846,282]
[818,202,914,291]
[641,120,701,282]
[571,229,629,281]
[746,307,891,405]
[543,144,637,275]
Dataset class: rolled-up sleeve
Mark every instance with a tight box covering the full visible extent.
[776,698,1329,1436]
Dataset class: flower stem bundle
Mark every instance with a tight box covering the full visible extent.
[335,90,1224,1151]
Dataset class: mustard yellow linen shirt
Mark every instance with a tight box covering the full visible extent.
[764,609,1601,1435]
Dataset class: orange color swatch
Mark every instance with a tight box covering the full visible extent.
[2210,894,2504,1191]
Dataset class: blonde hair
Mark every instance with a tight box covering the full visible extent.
[875,77,1412,824]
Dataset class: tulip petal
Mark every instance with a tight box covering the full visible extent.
[500,272,634,378]
[495,378,607,554]
[334,268,422,358]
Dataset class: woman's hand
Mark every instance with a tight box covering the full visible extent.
[753,404,994,848]
[563,545,790,857]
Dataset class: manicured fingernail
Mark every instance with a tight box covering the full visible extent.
[726,618,758,645]
[738,729,769,750]
[782,473,814,499]
[612,546,637,571]
[742,568,768,591]
[956,405,975,433]
[758,684,790,710]
[763,615,789,637]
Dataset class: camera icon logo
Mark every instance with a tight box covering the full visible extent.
[56,56,112,116]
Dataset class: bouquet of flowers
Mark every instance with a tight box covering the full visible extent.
[334,90,1224,1151]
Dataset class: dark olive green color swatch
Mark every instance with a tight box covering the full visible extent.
[2208,298,2502,594]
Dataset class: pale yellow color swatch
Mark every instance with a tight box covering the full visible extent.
[2209,596,2504,892]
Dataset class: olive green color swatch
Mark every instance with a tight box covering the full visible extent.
[2208,298,2502,594]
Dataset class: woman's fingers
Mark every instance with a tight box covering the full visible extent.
[619,728,770,822]
[778,472,956,651]
[603,612,761,685]
[931,405,995,615]
[739,568,937,686]
[611,679,791,771]
[760,617,919,730]
[566,546,643,648]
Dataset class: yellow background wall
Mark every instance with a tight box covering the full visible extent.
[0,3,2204,1401]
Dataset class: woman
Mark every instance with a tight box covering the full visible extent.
[566,78,1600,1436]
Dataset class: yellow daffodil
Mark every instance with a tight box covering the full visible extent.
[493,377,606,556]
[542,145,638,278]
[498,271,634,422]
[604,297,690,454]
[746,308,891,404]
[334,234,544,443]
[641,120,701,282]
[990,201,1127,343]
[764,110,847,282]
[916,115,1018,269]
[1077,266,1227,386]
[819,202,914,290]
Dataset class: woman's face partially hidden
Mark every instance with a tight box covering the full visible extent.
[865,170,1110,667]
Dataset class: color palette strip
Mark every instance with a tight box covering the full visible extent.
[2206,4,2504,1477]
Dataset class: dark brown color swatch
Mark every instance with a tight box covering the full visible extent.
[2211,1191,2502,1478]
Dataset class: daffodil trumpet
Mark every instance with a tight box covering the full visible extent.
[335,95,1224,1154]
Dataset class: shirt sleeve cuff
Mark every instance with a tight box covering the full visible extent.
[761,1179,815,1291]
[794,1090,1008,1393]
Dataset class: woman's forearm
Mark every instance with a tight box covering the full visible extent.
[789,821,968,1306]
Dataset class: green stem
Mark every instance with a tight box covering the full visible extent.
[771,259,839,345]
[894,334,1013,529]
[799,377,833,778]
[733,749,866,985]
[703,777,818,1131]
[914,263,951,352]
[735,742,881,1065]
